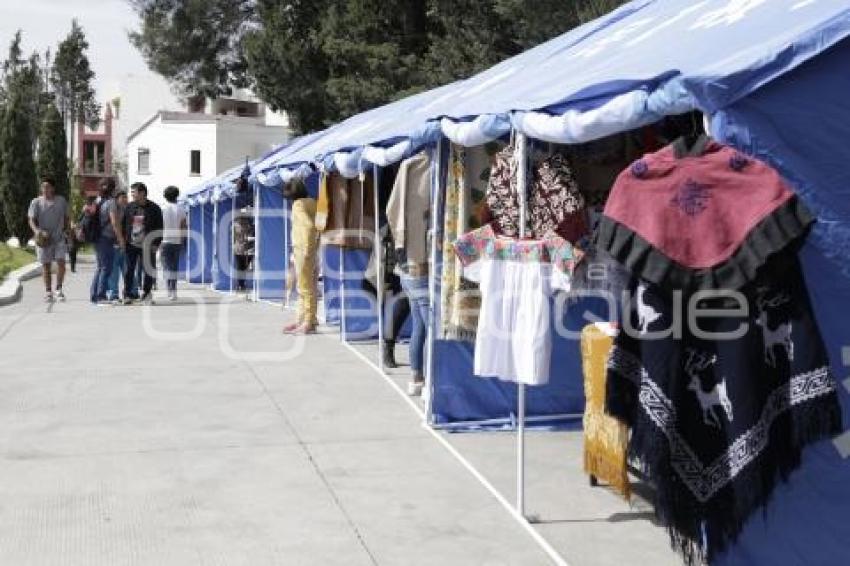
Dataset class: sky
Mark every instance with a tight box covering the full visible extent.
[0,0,173,102]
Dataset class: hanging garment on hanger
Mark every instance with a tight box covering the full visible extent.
[531,152,587,243]
[606,255,841,565]
[321,172,375,249]
[596,137,842,564]
[453,224,581,385]
[386,151,432,277]
[485,145,523,237]
[595,137,813,292]
[486,147,588,243]
[314,172,330,231]
[440,144,494,343]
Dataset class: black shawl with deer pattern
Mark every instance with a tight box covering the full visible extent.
[605,252,841,565]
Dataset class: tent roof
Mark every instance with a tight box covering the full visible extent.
[195,0,850,182]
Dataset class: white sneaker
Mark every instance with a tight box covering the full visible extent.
[169,291,177,302]
[141,293,155,306]
[44,292,54,303]
[56,289,66,302]
[407,380,424,397]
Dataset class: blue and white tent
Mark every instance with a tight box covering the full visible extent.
[184,2,850,561]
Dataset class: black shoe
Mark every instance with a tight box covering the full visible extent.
[382,341,398,369]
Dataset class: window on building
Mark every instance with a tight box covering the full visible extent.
[83,141,107,174]
[190,150,201,175]
[138,148,150,175]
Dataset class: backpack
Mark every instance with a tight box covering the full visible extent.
[76,202,101,244]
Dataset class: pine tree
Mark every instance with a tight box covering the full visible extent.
[134,0,631,133]
[128,0,254,100]
[37,102,70,200]
[52,20,100,162]
[1,32,48,153]
[0,92,39,243]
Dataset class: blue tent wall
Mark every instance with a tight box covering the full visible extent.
[322,245,342,325]
[321,245,377,338]
[187,205,203,283]
[430,297,610,426]
[339,248,378,341]
[201,202,214,283]
[710,38,850,566]
[214,199,234,291]
[257,185,287,301]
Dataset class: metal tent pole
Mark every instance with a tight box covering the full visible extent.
[515,131,529,518]
[200,204,205,285]
[253,183,261,302]
[212,199,218,291]
[425,137,445,422]
[373,164,384,371]
[186,206,191,282]
[339,244,346,342]
[283,192,290,309]
[230,192,236,295]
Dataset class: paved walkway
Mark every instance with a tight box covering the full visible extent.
[0,266,554,566]
[0,265,679,566]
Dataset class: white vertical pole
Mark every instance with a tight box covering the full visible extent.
[283,189,290,309]
[426,138,445,422]
[339,244,346,342]
[253,183,261,302]
[200,203,205,285]
[373,164,384,371]
[186,206,192,282]
[212,198,218,291]
[230,192,236,295]
[515,131,529,518]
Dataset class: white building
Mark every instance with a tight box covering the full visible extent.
[109,73,184,166]
[127,96,290,203]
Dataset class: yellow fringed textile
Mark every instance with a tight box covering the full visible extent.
[581,323,630,499]
[314,173,330,232]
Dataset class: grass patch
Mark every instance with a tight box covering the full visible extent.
[0,243,36,281]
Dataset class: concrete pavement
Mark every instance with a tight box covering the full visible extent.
[0,266,554,566]
[0,265,679,566]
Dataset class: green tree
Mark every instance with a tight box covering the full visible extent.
[243,0,333,133]
[422,0,517,88]
[128,0,254,100]
[132,0,630,134]
[1,32,48,152]
[51,20,100,162]
[0,92,39,243]
[37,102,70,199]
[495,0,630,48]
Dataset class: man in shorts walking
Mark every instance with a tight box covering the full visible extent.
[27,177,70,302]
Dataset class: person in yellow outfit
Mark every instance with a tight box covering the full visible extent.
[282,179,319,334]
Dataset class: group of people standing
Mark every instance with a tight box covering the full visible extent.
[27,176,187,305]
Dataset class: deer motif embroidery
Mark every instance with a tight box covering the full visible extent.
[755,311,794,366]
[637,284,662,335]
[684,349,733,429]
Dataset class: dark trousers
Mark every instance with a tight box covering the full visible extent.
[160,243,182,292]
[235,254,251,290]
[125,245,156,298]
[90,236,115,303]
[385,293,411,342]
[68,245,78,272]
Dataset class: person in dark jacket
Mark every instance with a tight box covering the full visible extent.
[122,182,163,305]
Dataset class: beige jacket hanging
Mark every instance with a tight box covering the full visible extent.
[386,151,431,276]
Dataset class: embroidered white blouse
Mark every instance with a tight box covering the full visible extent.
[453,224,581,385]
